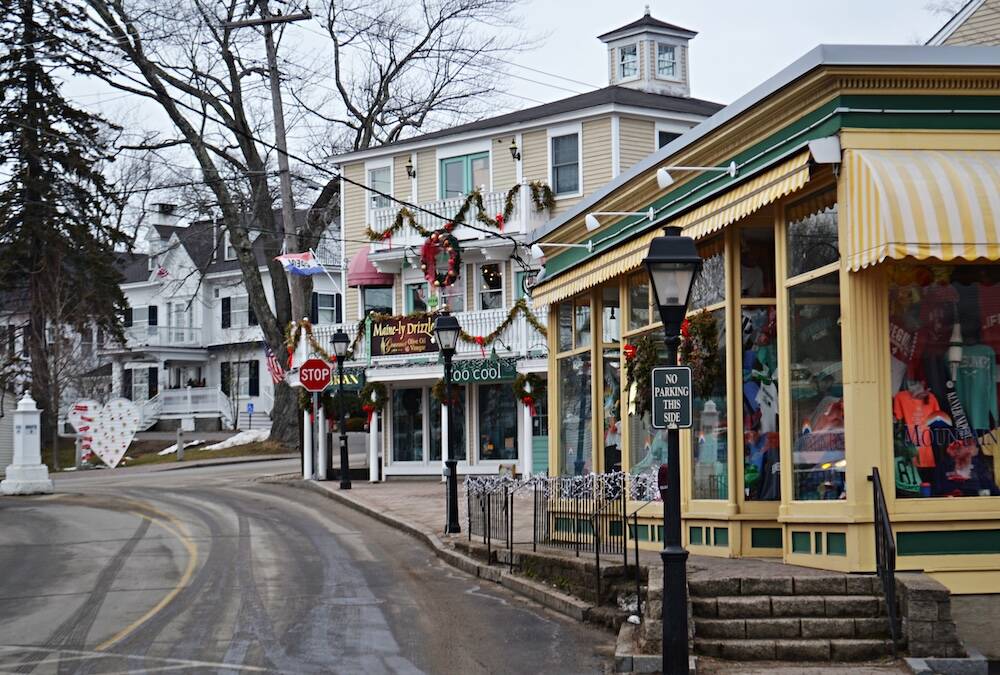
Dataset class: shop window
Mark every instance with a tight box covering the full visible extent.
[686,308,728,500]
[602,349,622,471]
[478,383,518,461]
[392,388,424,462]
[406,282,429,313]
[602,286,620,344]
[628,333,669,477]
[362,286,393,316]
[889,263,1000,499]
[690,235,726,310]
[742,306,780,501]
[478,263,504,310]
[558,301,573,352]
[790,272,845,500]
[430,386,466,462]
[787,194,839,278]
[740,228,776,298]
[628,273,650,331]
[575,295,591,348]
[558,353,592,475]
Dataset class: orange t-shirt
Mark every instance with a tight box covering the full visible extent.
[893,390,942,468]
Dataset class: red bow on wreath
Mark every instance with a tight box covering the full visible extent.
[286,346,294,368]
[474,335,486,357]
[522,395,536,417]
[495,213,504,232]
[623,343,637,361]
[362,403,375,424]
[680,318,691,340]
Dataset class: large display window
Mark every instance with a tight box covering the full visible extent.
[558,353,592,475]
[685,308,728,499]
[889,263,1000,498]
[391,388,424,462]
[430,387,466,461]
[478,383,518,461]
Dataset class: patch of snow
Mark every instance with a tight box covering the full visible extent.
[627,615,640,625]
[203,429,268,451]
[157,439,206,456]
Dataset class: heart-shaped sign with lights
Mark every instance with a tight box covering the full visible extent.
[67,398,140,468]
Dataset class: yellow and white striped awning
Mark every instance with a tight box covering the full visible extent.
[845,149,1000,271]
[531,151,812,307]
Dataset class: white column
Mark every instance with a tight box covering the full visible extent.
[521,399,533,477]
[368,411,380,482]
[302,408,313,479]
[317,403,327,481]
[1,393,53,495]
[441,402,449,482]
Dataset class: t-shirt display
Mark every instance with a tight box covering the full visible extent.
[888,263,1000,498]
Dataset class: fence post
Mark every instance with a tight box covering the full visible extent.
[621,472,628,568]
[508,486,513,573]
[467,484,472,542]
[486,493,492,562]
[532,480,538,553]
[595,509,602,605]
[634,511,642,619]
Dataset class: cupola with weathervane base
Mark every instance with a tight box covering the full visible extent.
[599,6,696,98]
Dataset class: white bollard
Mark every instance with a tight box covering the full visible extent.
[368,411,380,483]
[1,393,54,495]
[302,408,313,479]
[317,402,327,481]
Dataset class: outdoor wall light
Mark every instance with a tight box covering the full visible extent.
[656,160,738,189]
[584,207,656,232]
[528,239,593,261]
[405,159,416,179]
[509,138,521,162]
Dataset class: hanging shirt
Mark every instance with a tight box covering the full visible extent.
[955,344,998,433]
[893,390,943,468]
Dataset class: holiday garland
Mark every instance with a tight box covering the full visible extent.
[284,317,366,365]
[431,379,462,406]
[679,310,722,398]
[360,381,388,423]
[512,372,545,416]
[458,297,547,353]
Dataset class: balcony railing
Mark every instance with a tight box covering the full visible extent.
[105,324,203,350]
[368,182,549,252]
[312,304,548,365]
[159,386,234,427]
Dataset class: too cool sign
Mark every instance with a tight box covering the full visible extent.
[651,366,692,430]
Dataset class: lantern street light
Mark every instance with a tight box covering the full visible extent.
[643,225,702,675]
[331,329,352,490]
[434,311,462,534]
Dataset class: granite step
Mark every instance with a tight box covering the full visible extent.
[695,616,892,640]
[695,594,885,619]
[687,575,881,598]
[693,637,895,661]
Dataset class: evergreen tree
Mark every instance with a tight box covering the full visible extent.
[0,0,130,466]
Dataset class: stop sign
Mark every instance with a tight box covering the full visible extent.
[299,358,332,392]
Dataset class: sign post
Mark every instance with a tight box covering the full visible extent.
[651,366,693,430]
[246,401,254,430]
[299,358,332,480]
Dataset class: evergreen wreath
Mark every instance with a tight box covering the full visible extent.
[360,381,388,421]
[512,372,545,416]
[420,229,462,287]
[679,310,722,398]
[624,334,660,419]
[431,379,461,406]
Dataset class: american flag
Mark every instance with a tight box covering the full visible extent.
[155,265,169,279]
[262,341,285,384]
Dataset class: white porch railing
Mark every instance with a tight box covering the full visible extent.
[106,325,203,350]
[368,181,549,252]
[158,386,233,427]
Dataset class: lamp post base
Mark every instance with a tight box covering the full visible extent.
[661,544,690,675]
[339,432,352,490]
[444,459,460,534]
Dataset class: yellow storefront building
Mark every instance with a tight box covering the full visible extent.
[529,45,1000,595]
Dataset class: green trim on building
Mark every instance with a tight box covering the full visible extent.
[827,532,847,557]
[815,532,824,555]
[609,520,623,538]
[714,527,729,547]
[897,529,1000,556]
[630,523,650,542]
[689,526,703,546]
[791,531,811,554]
[751,527,783,549]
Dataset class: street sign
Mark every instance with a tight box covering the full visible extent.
[651,366,693,430]
[246,402,254,415]
[299,358,332,392]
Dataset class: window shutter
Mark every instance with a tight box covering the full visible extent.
[148,367,159,398]
[248,302,258,326]
[124,307,133,327]
[221,362,231,396]
[221,297,231,329]
[309,292,319,324]
[148,305,158,326]
[123,368,133,399]
[249,360,260,396]
[335,293,343,323]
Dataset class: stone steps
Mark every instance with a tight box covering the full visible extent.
[694,637,895,662]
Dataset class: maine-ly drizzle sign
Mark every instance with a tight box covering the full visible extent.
[651,366,692,430]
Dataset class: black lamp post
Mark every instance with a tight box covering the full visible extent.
[643,225,702,675]
[331,329,352,490]
[434,312,462,534]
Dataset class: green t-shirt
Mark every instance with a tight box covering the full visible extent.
[956,344,998,432]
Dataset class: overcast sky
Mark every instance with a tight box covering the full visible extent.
[503,0,951,106]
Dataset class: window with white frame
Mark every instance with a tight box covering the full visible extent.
[368,166,392,209]
[439,275,465,313]
[479,263,504,310]
[551,133,580,196]
[405,282,429,313]
[656,43,677,78]
[224,231,236,260]
[362,286,393,316]
[314,293,340,323]
[618,44,638,80]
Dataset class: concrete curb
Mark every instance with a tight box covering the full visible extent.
[905,647,988,675]
[296,480,595,626]
[153,454,298,472]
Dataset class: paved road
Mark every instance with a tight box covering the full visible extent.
[0,461,613,674]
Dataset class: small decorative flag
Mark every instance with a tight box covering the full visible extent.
[155,266,169,279]
[274,251,325,276]
[263,341,285,384]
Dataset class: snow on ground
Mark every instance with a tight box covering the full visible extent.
[157,439,207,456]
[203,429,269,451]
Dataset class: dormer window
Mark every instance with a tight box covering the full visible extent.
[618,44,638,80]
[656,43,677,78]
[224,231,236,261]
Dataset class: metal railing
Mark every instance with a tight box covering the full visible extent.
[869,467,899,657]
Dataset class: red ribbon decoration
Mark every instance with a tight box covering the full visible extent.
[680,318,691,340]
[522,395,536,417]
[287,346,294,368]
[363,403,375,424]
[623,343,637,361]
[474,335,486,357]
[495,213,504,232]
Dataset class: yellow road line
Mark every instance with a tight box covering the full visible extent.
[93,503,199,652]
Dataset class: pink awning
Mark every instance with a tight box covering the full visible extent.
[347,248,394,287]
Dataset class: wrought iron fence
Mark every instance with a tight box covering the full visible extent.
[869,467,899,656]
